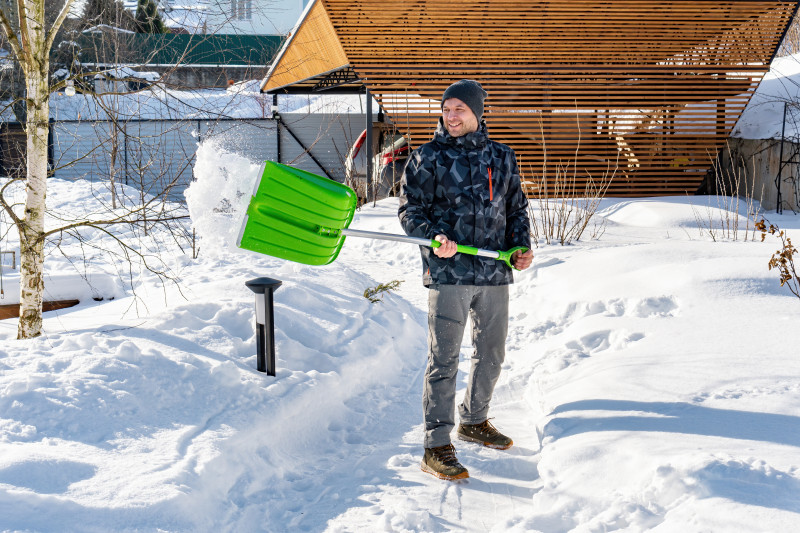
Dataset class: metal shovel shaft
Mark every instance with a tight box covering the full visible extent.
[341,228,501,259]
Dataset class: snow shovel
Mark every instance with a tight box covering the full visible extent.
[236,161,529,269]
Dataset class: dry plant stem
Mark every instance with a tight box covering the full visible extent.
[527,114,615,247]
[691,142,763,243]
[757,218,800,299]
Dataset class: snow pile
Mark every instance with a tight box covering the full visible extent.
[1,144,800,531]
[0,272,123,306]
[0,178,427,531]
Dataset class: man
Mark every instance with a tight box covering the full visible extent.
[398,79,533,481]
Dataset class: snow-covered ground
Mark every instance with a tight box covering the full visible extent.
[1,146,800,531]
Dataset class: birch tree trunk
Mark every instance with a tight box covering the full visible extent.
[0,0,75,338]
[18,60,49,338]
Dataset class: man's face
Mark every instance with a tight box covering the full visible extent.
[442,98,479,137]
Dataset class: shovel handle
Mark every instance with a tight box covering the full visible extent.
[430,240,497,259]
[340,228,528,270]
[432,241,528,270]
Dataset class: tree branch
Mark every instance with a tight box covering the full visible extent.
[44,0,76,56]
[14,0,31,66]
[0,6,25,69]
[41,215,190,241]
[0,176,25,227]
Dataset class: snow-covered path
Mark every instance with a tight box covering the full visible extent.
[2,175,800,532]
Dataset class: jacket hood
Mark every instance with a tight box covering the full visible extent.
[433,117,489,151]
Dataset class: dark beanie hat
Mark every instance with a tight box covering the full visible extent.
[441,79,488,121]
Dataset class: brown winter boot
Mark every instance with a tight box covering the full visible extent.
[457,420,513,450]
[420,444,469,481]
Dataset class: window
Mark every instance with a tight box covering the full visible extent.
[232,0,252,20]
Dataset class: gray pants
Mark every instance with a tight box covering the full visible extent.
[423,284,509,448]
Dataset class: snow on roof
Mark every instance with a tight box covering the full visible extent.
[0,79,370,123]
[82,24,135,35]
[49,86,273,121]
[93,67,161,82]
[163,6,208,33]
[225,79,264,94]
[732,53,800,140]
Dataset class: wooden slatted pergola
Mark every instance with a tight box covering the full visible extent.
[263,0,799,197]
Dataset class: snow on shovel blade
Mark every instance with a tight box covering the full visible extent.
[236,161,358,266]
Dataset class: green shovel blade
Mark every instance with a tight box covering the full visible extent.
[237,161,357,265]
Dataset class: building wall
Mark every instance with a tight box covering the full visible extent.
[708,137,800,213]
[123,1,305,35]
[205,0,305,35]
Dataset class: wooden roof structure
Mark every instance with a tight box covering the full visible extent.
[263,0,799,196]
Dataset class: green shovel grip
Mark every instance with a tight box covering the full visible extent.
[497,246,530,270]
[455,243,480,256]
[429,240,479,255]
[430,240,529,270]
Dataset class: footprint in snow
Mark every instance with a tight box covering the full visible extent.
[632,296,679,318]
[565,329,646,356]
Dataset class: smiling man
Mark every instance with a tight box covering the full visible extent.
[398,79,533,481]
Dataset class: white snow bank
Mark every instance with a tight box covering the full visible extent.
[1,180,427,532]
[0,176,189,315]
[598,195,762,229]
[0,272,123,305]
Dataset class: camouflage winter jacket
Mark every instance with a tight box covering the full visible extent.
[398,118,530,287]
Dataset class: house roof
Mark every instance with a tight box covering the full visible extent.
[261,0,352,93]
[260,0,800,196]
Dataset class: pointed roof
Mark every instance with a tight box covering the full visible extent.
[261,0,351,93]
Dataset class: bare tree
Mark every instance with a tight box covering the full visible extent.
[0,0,75,339]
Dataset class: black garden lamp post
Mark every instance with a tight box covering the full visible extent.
[245,277,282,376]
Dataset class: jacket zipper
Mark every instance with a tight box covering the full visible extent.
[488,167,494,201]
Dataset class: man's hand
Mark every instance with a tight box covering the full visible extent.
[433,234,457,258]
[512,249,533,270]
